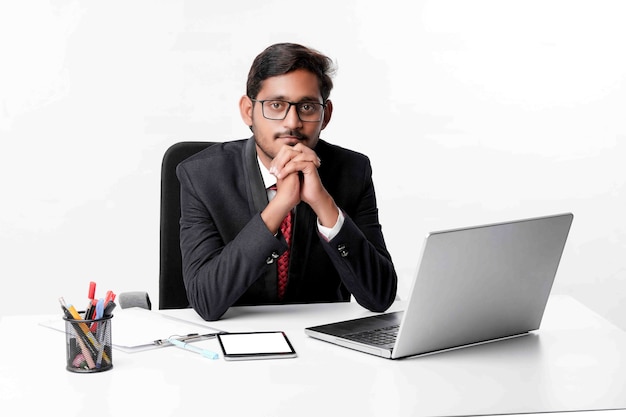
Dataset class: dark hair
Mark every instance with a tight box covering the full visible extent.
[246,43,335,102]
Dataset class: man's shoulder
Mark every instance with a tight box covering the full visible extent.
[316,139,370,165]
[179,139,248,167]
[181,139,247,164]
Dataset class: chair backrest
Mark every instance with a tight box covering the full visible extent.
[159,141,216,309]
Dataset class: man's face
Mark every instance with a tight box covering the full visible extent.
[240,68,332,169]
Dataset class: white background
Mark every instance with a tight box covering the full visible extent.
[1,1,624,330]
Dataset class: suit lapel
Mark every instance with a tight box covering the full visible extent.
[241,136,279,300]
[243,136,269,212]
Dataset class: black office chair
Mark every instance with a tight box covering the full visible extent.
[159,141,216,309]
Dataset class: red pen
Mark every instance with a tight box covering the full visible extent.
[85,281,97,320]
[104,290,116,306]
[88,281,96,300]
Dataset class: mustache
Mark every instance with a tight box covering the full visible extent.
[275,131,307,141]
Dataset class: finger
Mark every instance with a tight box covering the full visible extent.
[278,159,319,179]
[274,172,301,208]
[292,144,321,167]
[270,145,302,176]
[273,148,320,175]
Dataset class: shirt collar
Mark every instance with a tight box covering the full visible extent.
[257,155,276,189]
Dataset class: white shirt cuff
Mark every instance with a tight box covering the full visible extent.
[317,207,344,241]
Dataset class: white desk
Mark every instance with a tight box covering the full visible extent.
[2,295,626,417]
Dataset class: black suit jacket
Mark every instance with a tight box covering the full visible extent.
[177,137,397,320]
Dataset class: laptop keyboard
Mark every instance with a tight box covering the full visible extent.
[344,325,400,346]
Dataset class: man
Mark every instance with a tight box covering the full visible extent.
[177,43,397,321]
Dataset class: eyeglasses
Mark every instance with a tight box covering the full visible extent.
[251,99,326,122]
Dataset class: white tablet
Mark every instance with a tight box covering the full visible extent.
[216,331,297,361]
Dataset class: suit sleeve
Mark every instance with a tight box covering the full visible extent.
[320,161,398,312]
[177,164,286,321]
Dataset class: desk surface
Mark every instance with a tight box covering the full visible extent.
[2,295,626,417]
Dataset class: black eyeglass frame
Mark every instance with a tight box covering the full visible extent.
[250,98,327,122]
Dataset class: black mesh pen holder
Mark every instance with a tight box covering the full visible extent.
[63,314,113,373]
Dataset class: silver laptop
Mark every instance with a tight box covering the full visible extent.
[305,213,573,359]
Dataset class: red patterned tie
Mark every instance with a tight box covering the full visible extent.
[270,186,292,299]
[277,210,292,299]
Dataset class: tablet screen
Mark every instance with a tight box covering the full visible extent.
[217,331,297,360]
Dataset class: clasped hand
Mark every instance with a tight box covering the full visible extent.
[263,143,338,233]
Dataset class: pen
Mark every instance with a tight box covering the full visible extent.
[85,281,97,319]
[92,298,105,332]
[103,301,116,317]
[74,326,97,369]
[166,337,219,359]
[89,298,103,333]
[154,332,223,346]
[104,290,115,306]
[95,319,108,368]
[88,281,96,301]
[95,298,104,319]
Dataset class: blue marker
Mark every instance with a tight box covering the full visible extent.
[95,298,105,320]
[167,337,219,359]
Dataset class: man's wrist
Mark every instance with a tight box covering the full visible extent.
[318,206,344,241]
[312,193,340,228]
